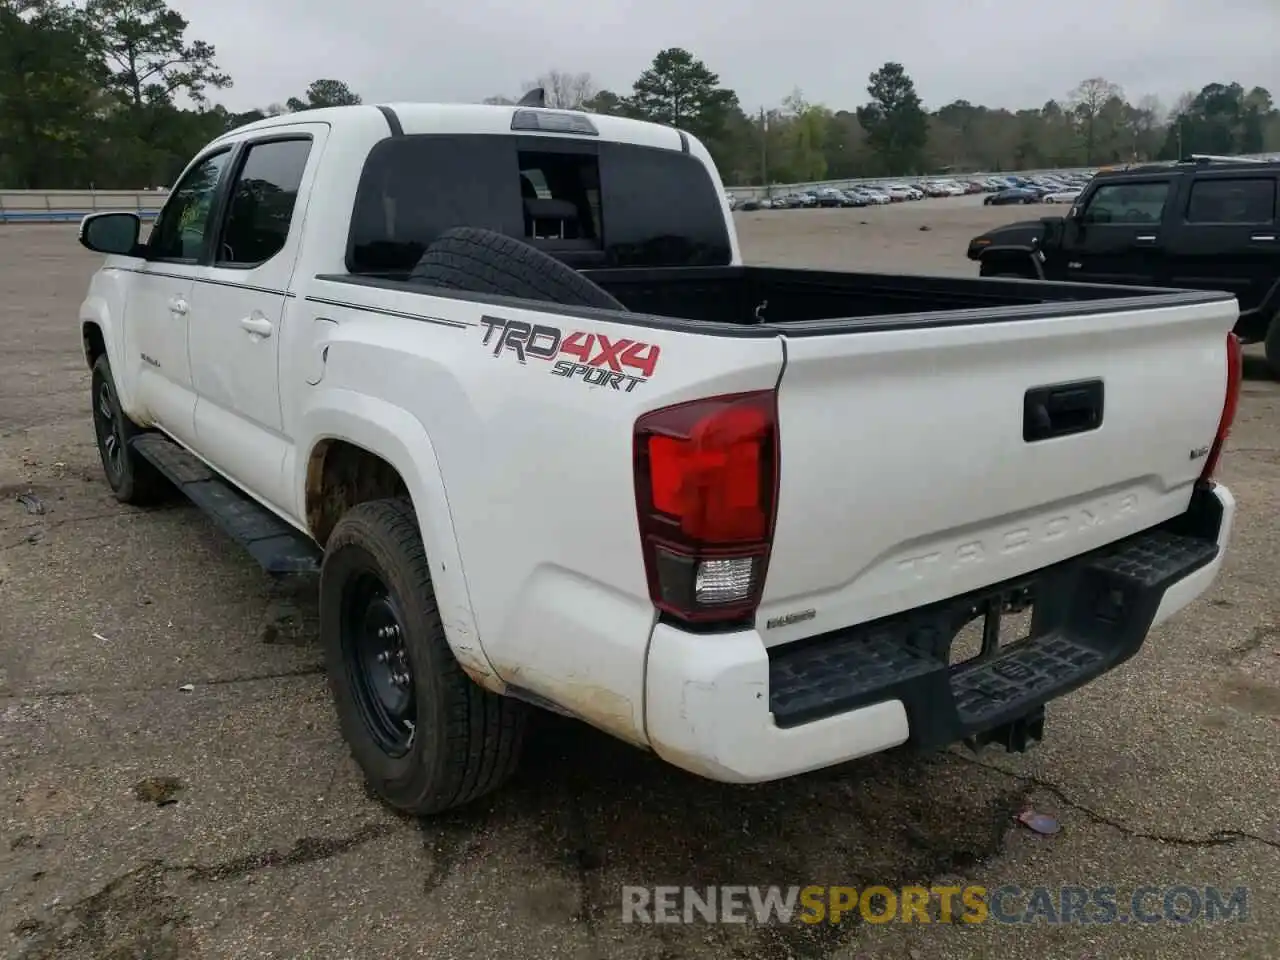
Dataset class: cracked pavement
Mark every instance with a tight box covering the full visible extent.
[2,209,1278,959]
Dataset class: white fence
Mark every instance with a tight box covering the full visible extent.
[0,190,165,223]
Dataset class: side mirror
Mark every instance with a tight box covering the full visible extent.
[79,212,142,256]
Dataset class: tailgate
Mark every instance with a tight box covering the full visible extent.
[758,295,1236,643]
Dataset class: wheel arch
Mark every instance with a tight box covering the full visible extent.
[297,396,502,691]
[976,240,1042,276]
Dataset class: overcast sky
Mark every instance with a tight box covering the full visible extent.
[181,0,1279,116]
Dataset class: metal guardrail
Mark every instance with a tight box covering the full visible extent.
[0,190,164,224]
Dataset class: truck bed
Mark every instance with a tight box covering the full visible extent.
[579,265,1230,331]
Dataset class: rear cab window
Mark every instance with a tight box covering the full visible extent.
[1185,177,1277,224]
[1081,181,1171,225]
[345,133,732,275]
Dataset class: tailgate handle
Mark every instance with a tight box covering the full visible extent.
[1023,379,1104,442]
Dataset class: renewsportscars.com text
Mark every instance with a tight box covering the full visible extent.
[621,884,1250,925]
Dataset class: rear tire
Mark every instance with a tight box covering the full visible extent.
[320,498,526,815]
[1264,314,1280,379]
[90,354,167,505]
[409,226,625,311]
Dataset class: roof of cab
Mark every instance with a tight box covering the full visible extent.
[220,102,690,155]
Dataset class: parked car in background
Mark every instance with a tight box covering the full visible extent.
[882,183,918,201]
[967,154,1280,374]
[985,187,1042,205]
[815,188,845,208]
[1042,188,1083,204]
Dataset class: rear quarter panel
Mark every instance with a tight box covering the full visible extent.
[295,279,783,742]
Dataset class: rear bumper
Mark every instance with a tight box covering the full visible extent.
[643,482,1234,783]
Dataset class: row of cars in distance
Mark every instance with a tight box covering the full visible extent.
[728,170,1094,211]
[981,171,1093,206]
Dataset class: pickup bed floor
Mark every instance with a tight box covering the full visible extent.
[131,434,321,574]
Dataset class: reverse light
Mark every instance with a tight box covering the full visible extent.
[1199,332,1243,483]
[633,391,779,625]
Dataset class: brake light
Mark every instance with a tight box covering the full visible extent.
[1200,332,1243,483]
[633,391,779,624]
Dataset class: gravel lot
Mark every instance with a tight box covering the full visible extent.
[2,199,1278,960]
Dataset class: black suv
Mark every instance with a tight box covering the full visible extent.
[966,156,1280,374]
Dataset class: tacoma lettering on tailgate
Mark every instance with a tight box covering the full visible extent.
[895,493,1140,581]
[479,316,661,392]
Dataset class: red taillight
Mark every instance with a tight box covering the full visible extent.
[1200,332,1243,483]
[634,390,779,624]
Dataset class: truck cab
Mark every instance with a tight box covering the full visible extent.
[968,157,1280,372]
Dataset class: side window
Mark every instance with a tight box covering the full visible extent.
[347,135,523,274]
[217,139,313,267]
[1082,182,1170,225]
[1185,178,1276,224]
[147,150,232,261]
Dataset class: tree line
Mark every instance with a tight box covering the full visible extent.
[502,55,1280,186]
[4,0,1279,191]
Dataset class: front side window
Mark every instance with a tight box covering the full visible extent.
[147,150,231,261]
[1082,181,1170,225]
[217,138,313,266]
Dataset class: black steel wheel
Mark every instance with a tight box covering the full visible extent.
[89,354,167,505]
[321,498,527,815]
[341,569,417,757]
[92,368,126,486]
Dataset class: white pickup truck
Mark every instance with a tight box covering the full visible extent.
[77,102,1241,816]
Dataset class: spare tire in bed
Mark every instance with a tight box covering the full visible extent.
[408,227,625,312]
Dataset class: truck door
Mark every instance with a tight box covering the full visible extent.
[1162,171,1278,338]
[126,148,235,448]
[1058,177,1176,287]
[188,127,327,510]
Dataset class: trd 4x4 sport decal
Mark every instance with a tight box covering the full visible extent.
[479,316,661,392]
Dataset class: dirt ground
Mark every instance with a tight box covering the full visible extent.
[2,198,1278,960]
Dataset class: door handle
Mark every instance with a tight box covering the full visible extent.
[1250,234,1276,242]
[1134,235,1157,244]
[1024,379,1105,442]
[240,315,273,338]
[168,296,189,316]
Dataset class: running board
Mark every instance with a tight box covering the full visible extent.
[130,434,321,574]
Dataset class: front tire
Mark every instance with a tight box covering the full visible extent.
[320,498,526,815]
[90,354,167,505]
